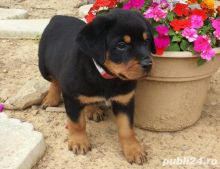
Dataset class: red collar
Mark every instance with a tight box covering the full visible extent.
[92,59,116,79]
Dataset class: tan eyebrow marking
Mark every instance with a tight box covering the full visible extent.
[143,32,148,40]
[123,35,131,44]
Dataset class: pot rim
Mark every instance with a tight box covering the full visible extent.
[153,48,220,58]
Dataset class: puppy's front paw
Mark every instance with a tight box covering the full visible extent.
[68,135,91,155]
[122,141,147,165]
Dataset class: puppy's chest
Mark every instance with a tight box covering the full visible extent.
[77,90,135,106]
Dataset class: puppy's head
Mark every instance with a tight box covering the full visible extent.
[77,9,156,80]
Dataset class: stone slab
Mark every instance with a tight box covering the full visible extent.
[78,4,93,18]
[0,8,28,19]
[46,107,65,112]
[0,19,50,39]
[0,113,46,169]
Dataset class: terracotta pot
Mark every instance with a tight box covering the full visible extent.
[135,48,220,131]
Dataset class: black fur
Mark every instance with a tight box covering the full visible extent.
[39,9,155,124]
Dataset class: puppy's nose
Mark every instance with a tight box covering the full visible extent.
[141,59,152,69]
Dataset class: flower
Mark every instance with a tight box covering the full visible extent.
[154,36,170,48]
[182,28,198,42]
[212,19,220,29]
[191,9,208,21]
[0,104,4,112]
[201,48,215,61]
[85,0,118,23]
[144,5,167,22]
[187,0,198,4]
[190,15,203,29]
[154,25,170,55]
[194,36,215,61]
[85,12,96,23]
[214,30,220,40]
[201,0,214,11]
[159,0,170,9]
[170,19,191,32]
[216,6,220,16]
[123,0,144,9]
[194,35,211,52]
[94,0,118,8]
[212,19,220,40]
[156,25,169,36]
[154,36,170,55]
[173,3,190,16]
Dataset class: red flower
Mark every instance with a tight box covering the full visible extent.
[156,48,166,55]
[217,6,220,16]
[191,9,208,21]
[85,0,118,23]
[173,3,190,16]
[94,0,118,8]
[170,19,191,32]
[85,12,96,23]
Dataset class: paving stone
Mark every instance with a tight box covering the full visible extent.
[46,107,65,113]
[0,8,28,19]
[0,19,50,39]
[0,113,46,169]
[78,4,93,18]
[4,79,49,110]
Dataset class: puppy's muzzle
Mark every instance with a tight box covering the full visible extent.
[140,58,152,72]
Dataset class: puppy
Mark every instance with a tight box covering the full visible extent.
[38,9,156,165]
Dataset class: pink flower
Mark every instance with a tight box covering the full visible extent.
[194,36,215,61]
[154,24,170,55]
[0,104,4,112]
[194,35,211,52]
[190,15,203,29]
[123,0,144,10]
[212,19,220,40]
[182,28,198,42]
[201,49,216,61]
[144,6,167,22]
[214,30,220,40]
[156,25,169,36]
[154,36,170,48]
[212,19,220,29]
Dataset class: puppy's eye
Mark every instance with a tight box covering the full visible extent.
[116,42,128,50]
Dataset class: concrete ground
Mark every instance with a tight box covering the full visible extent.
[0,1,220,169]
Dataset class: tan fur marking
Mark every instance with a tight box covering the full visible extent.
[84,105,105,122]
[42,80,61,107]
[143,32,148,41]
[78,95,106,104]
[104,56,145,80]
[110,90,135,105]
[116,113,147,164]
[123,35,131,44]
[67,111,91,154]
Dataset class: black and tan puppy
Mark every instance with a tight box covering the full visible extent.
[39,9,156,165]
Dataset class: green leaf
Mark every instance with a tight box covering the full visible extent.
[172,35,182,42]
[167,43,180,51]
[168,30,176,36]
[167,12,175,22]
[211,37,217,46]
[197,58,206,66]
[180,39,189,51]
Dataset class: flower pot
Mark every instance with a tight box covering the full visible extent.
[135,48,220,131]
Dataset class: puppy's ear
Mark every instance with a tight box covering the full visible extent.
[76,16,114,64]
[145,20,156,54]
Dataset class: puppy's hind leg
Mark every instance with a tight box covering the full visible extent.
[42,80,61,108]
[84,105,106,122]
